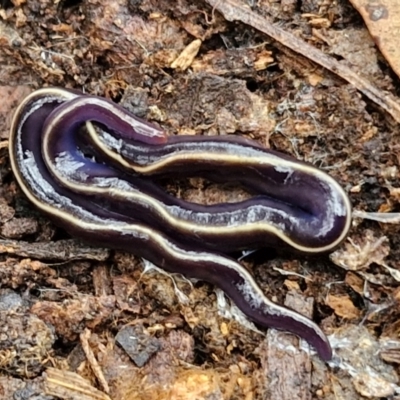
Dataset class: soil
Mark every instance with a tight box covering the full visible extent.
[0,0,400,399]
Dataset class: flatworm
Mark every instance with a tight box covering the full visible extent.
[9,88,352,361]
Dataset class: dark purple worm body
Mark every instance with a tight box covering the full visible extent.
[9,88,352,361]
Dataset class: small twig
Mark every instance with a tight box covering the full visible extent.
[353,210,400,224]
[80,329,110,395]
[204,0,400,123]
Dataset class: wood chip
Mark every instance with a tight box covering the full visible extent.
[44,368,111,400]
[0,239,110,261]
[261,291,319,399]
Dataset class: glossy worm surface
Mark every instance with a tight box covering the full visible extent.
[9,88,352,361]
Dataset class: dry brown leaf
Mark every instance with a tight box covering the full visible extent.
[330,230,389,271]
[345,272,365,295]
[326,294,361,319]
[170,39,202,71]
[350,0,400,79]
[352,372,396,398]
